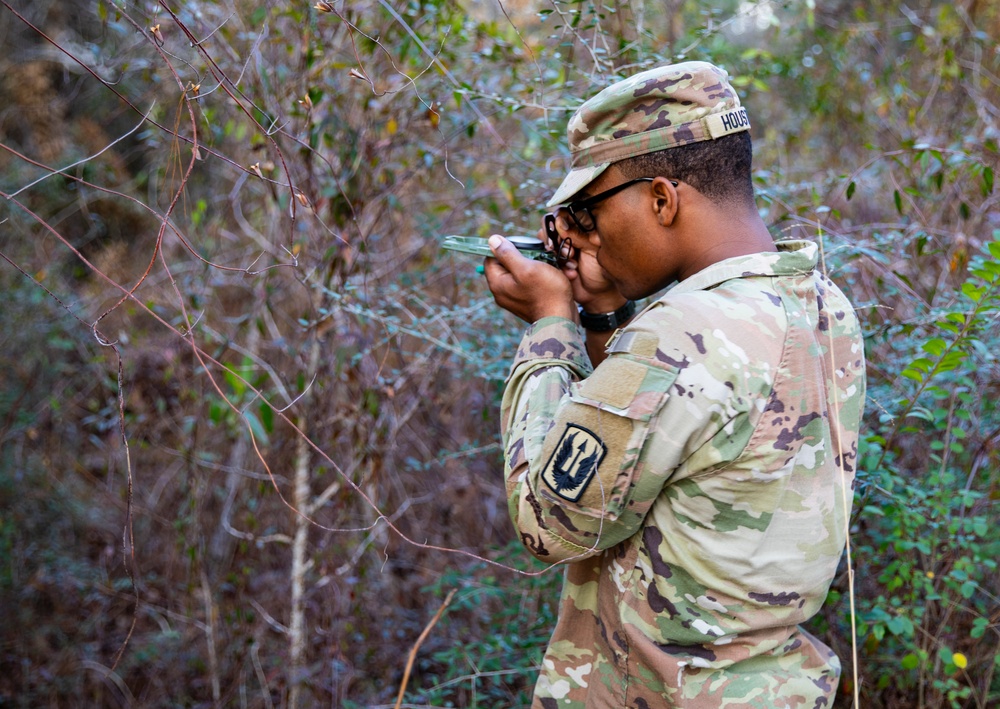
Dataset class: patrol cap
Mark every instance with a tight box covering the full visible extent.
[547,61,750,207]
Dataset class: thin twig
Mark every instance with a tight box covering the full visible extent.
[7,104,155,198]
[394,589,456,709]
[817,229,861,708]
[80,660,137,706]
[250,640,275,709]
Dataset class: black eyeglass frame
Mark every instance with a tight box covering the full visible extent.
[565,177,659,233]
[543,176,679,267]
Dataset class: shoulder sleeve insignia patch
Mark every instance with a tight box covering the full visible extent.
[541,424,607,502]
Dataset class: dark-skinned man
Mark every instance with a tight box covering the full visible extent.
[483,61,866,708]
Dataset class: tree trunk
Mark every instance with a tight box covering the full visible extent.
[288,334,321,708]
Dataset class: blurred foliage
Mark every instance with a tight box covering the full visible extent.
[0,0,998,706]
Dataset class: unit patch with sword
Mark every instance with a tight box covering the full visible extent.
[541,424,607,502]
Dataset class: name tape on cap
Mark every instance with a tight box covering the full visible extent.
[705,107,750,139]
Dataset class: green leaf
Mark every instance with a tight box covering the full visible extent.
[894,189,903,214]
[906,407,934,422]
[259,401,274,434]
[921,338,947,357]
[983,166,994,196]
[901,653,919,670]
[908,357,934,373]
[243,411,270,446]
[887,615,914,637]
[962,282,984,302]
[972,617,990,639]
[937,351,967,371]
[209,400,225,425]
[846,181,856,200]
[223,365,246,397]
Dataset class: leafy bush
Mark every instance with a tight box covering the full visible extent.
[846,235,1000,707]
[398,542,560,707]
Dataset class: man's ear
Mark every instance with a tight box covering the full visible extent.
[651,176,678,227]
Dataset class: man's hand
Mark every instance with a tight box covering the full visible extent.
[544,213,627,314]
[484,235,576,323]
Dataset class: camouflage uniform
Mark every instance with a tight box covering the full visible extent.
[496,60,866,706]
[500,241,866,707]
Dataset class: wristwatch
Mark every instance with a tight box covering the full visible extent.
[578,300,636,332]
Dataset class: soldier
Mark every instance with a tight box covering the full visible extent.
[483,61,866,707]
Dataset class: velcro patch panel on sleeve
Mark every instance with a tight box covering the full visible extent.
[579,358,647,410]
[606,330,659,358]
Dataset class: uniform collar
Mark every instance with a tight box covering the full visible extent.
[665,240,818,296]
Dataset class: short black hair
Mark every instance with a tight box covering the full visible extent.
[615,131,755,207]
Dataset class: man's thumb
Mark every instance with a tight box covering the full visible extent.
[488,235,520,267]
[488,234,507,255]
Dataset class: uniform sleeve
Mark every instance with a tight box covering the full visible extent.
[501,315,714,563]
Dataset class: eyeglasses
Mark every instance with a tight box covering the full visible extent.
[566,177,678,232]
[543,177,678,266]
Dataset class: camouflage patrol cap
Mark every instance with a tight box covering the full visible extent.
[547,61,750,207]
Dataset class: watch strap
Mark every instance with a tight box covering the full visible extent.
[578,300,636,332]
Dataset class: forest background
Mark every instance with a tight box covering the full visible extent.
[1,0,998,707]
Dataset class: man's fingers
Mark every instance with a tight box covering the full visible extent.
[483,236,523,291]
[482,256,503,278]
[483,233,577,323]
